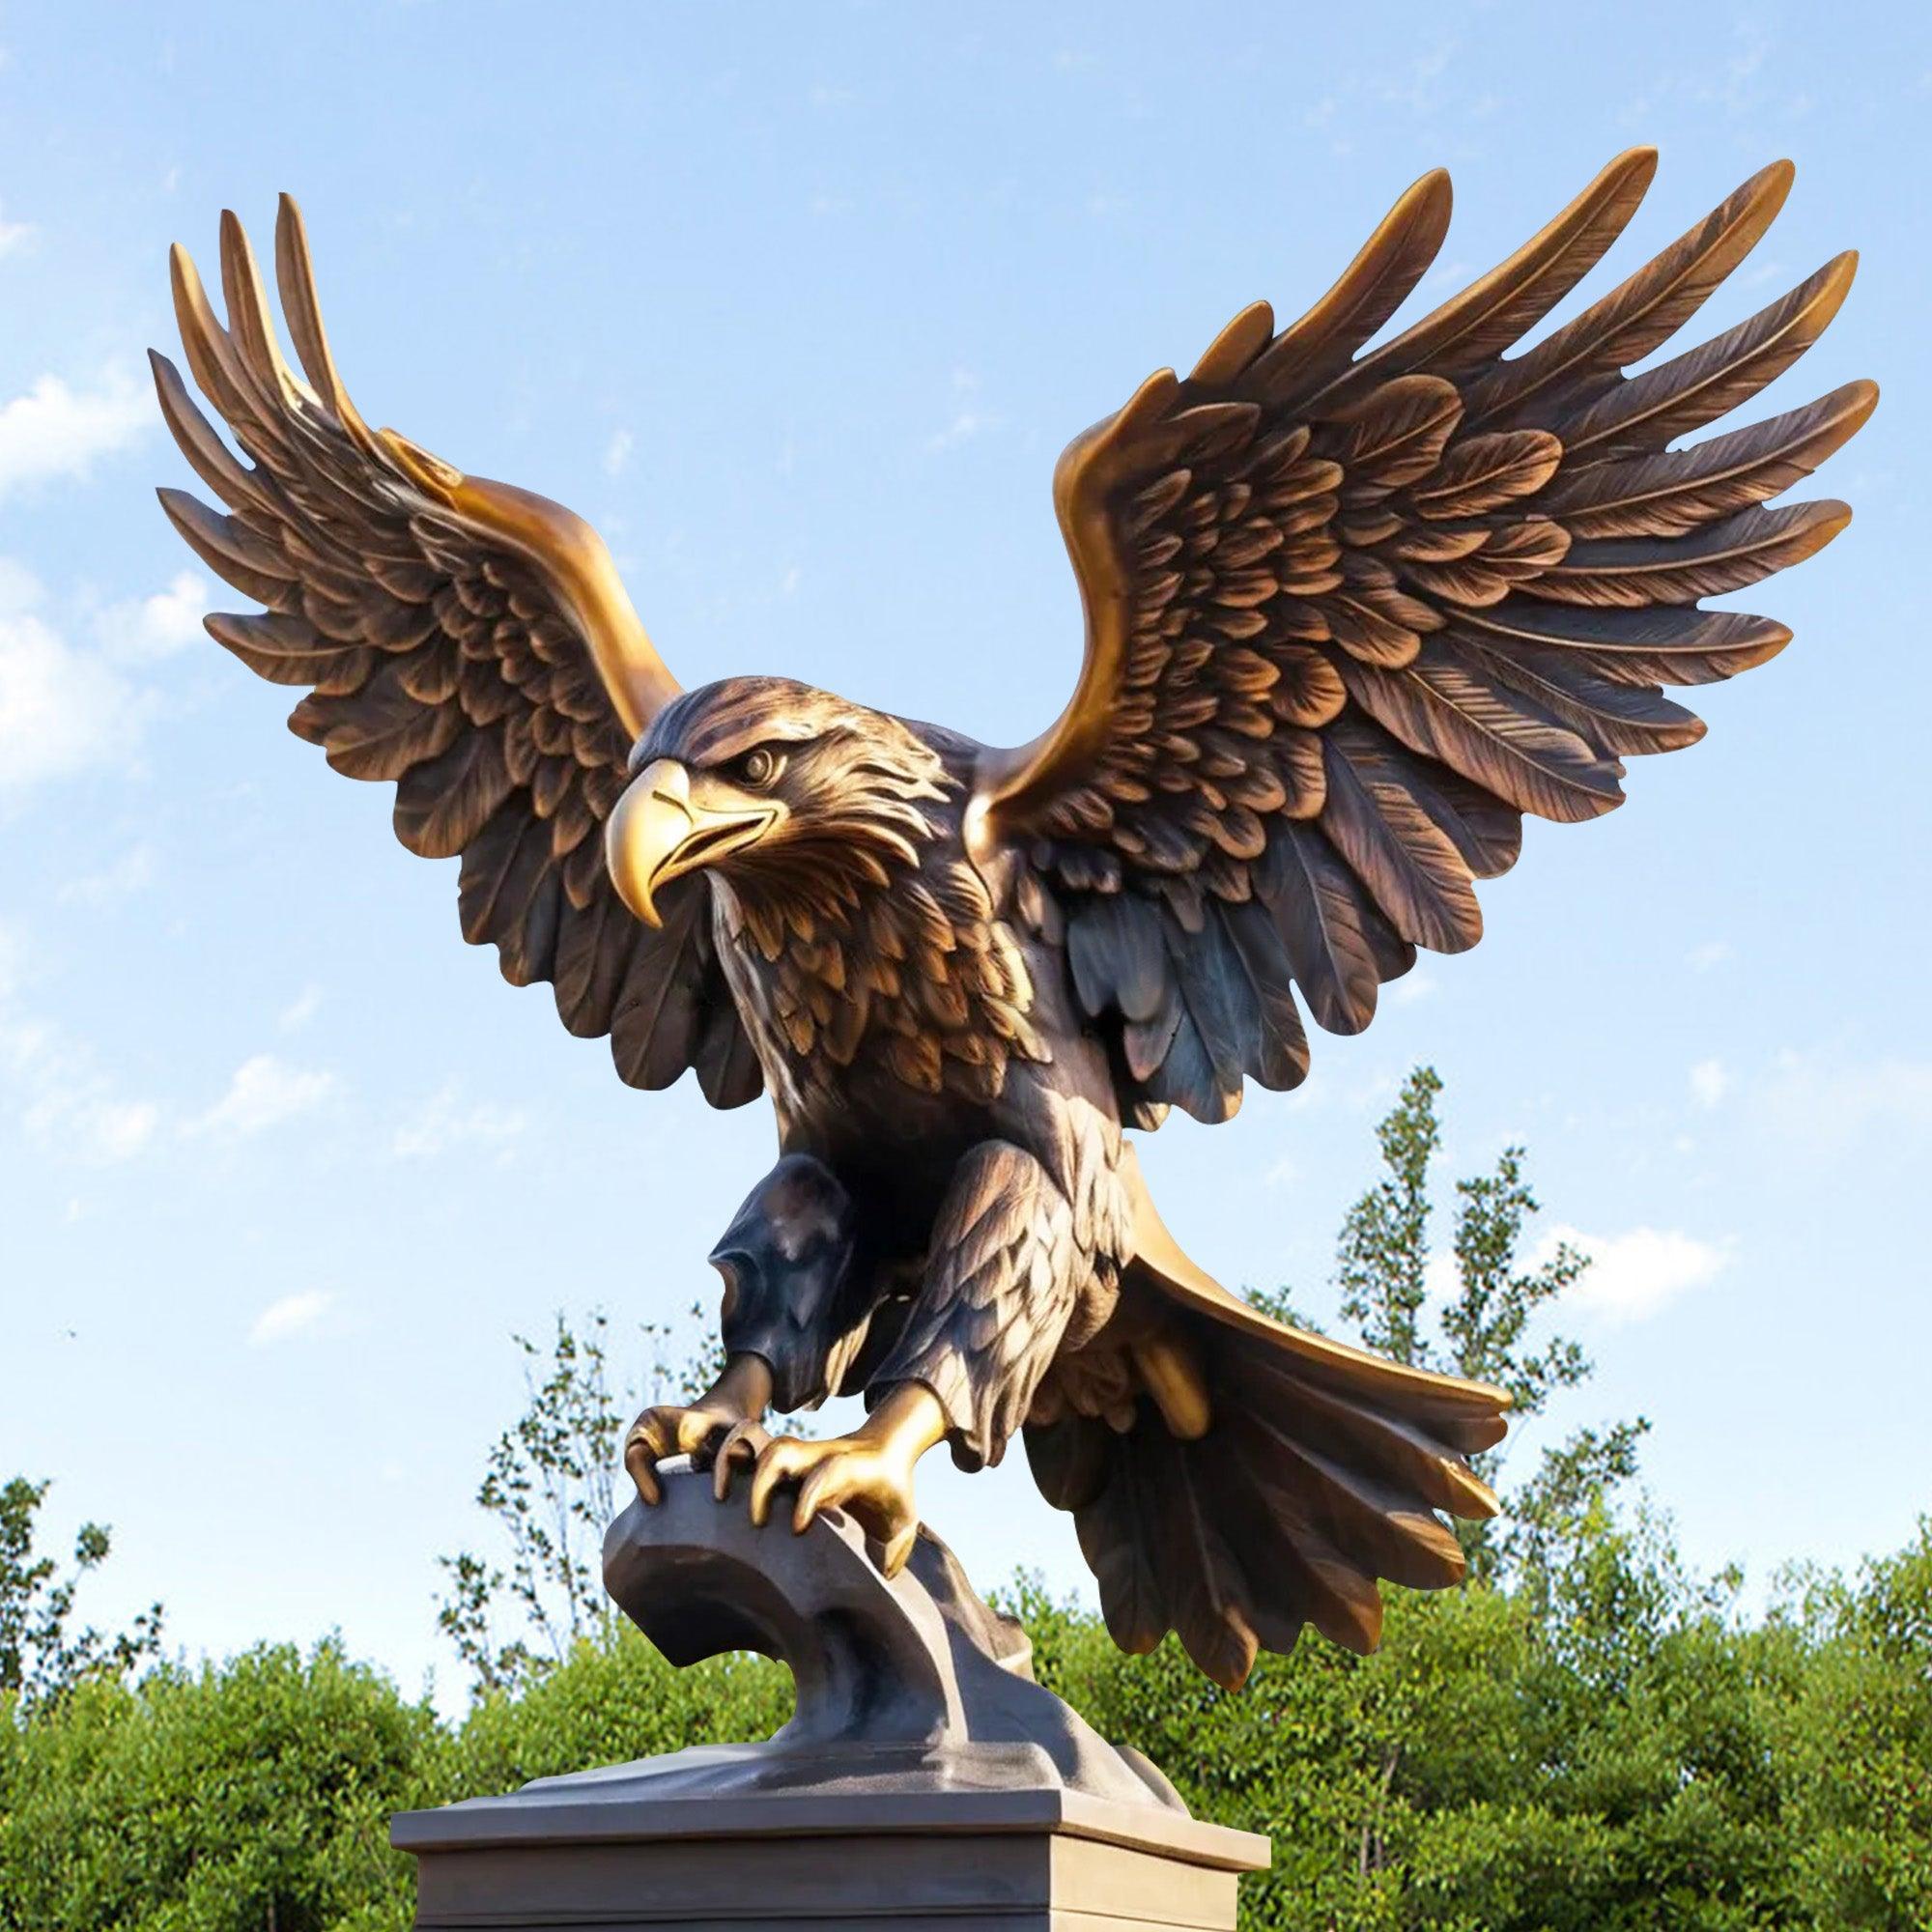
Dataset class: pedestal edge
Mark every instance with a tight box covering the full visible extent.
[392,1783,1269,1873]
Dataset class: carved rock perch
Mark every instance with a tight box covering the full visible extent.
[595,1463,1182,1810]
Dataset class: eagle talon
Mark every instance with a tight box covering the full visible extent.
[711,1417,772,1502]
[741,1384,948,1577]
[624,1354,775,1506]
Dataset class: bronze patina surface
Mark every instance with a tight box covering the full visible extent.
[156,152,1869,1694]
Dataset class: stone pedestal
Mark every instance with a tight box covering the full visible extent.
[393,1466,1268,1927]
[396,1783,1267,1928]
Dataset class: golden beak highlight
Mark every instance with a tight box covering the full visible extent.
[606,758,776,926]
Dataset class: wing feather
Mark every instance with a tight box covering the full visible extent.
[1541,381,1876,538]
[1247,168,1454,402]
[1462,159,1794,429]
[984,155,1867,1126]
[1312,148,1658,407]
[1561,253,1859,460]
[154,201,758,1106]
[1335,643,1626,822]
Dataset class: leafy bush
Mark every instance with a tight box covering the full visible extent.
[0,1641,433,1932]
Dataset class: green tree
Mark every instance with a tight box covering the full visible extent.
[1773,1521,1932,1929]
[1262,1067,1648,1586]
[434,1302,791,1698]
[0,1477,160,1706]
[436,1309,708,1696]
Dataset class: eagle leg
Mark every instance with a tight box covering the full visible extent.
[867,1138,1093,1473]
[627,1152,861,1508]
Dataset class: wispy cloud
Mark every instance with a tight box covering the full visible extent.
[69,1098,160,1162]
[0,201,34,260]
[278,984,324,1034]
[188,1054,336,1139]
[392,1081,527,1162]
[1690,1057,1729,1110]
[248,1290,335,1348]
[1687,939,1734,973]
[0,365,152,499]
[926,368,997,452]
[0,563,211,801]
[1,922,160,1164]
[1262,1150,1298,1190]
[1391,969,1437,1008]
[57,841,156,909]
[602,428,635,479]
[0,595,146,794]
[1757,1048,1932,1161]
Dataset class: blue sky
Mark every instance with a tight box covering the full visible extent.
[2,1,1927,1708]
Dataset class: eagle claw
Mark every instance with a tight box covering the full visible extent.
[710,1418,773,1502]
[744,1433,920,1577]
[624,1355,776,1507]
[738,1384,948,1577]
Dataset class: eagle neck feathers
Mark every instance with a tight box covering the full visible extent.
[715,734,1047,1105]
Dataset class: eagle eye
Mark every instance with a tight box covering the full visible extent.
[729,745,785,788]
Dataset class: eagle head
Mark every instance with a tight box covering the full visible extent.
[606,676,954,927]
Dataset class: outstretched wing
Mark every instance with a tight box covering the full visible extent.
[983,151,1871,1127]
[153,199,760,1106]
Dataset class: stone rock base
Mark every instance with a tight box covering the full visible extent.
[393,1469,1268,1924]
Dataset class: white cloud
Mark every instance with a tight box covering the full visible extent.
[602,428,634,478]
[0,202,34,259]
[98,571,211,662]
[392,1081,527,1162]
[20,1084,160,1165]
[1687,939,1734,973]
[1690,1057,1729,1110]
[1541,1222,1733,1326]
[188,1054,335,1138]
[76,1098,160,1162]
[1417,257,1477,297]
[0,599,146,795]
[0,561,211,801]
[248,1291,334,1348]
[0,365,152,498]
[1391,968,1437,1008]
[1262,1150,1298,1190]
[927,410,989,452]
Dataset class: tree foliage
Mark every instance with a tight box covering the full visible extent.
[434,1308,722,1697]
[0,1478,160,1709]
[8,1517,1929,1931]
[9,1068,1927,1929]
[1262,1067,1650,1588]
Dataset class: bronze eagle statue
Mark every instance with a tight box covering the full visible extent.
[155,151,1869,1690]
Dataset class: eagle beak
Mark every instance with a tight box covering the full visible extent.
[606,758,777,926]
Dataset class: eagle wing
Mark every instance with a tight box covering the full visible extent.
[982,150,1872,1126]
[153,199,760,1107]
